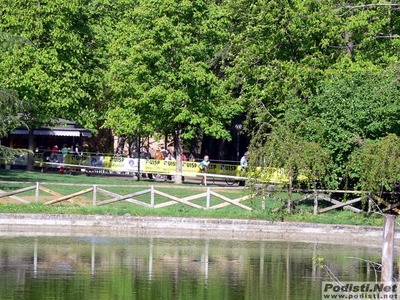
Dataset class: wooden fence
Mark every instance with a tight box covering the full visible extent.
[0,181,389,214]
[0,181,255,211]
[286,189,397,214]
[289,190,365,214]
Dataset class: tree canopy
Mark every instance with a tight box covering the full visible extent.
[0,1,101,127]
[0,0,107,168]
[103,0,243,182]
[225,0,400,189]
[1,0,400,192]
[349,134,400,194]
[284,69,400,185]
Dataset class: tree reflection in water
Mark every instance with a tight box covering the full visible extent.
[0,236,382,300]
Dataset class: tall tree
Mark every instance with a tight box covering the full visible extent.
[0,0,102,169]
[104,0,243,183]
[224,0,342,126]
[250,119,330,213]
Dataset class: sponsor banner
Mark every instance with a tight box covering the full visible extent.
[68,155,139,173]
[322,281,399,299]
[11,154,290,183]
[143,159,177,174]
[67,154,90,166]
[141,160,238,177]
[140,160,288,183]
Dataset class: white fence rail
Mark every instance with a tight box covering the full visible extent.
[0,181,254,211]
[0,181,392,214]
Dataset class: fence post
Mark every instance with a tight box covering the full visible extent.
[93,185,97,206]
[151,185,154,208]
[313,188,318,215]
[206,187,211,209]
[368,192,372,213]
[262,194,266,210]
[35,182,40,202]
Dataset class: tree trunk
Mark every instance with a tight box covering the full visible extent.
[27,129,35,171]
[174,124,183,184]
[116,135,127,155]
[287,164,293,214]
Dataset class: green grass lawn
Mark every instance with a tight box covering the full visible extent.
[0,169,385,227]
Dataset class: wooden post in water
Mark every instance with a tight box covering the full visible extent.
[382,214,395,297]
[34,237,38,278]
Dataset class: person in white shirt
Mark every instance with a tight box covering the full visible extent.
[164,152,175,181]
[240,151,249,170]
[239,151,249,186]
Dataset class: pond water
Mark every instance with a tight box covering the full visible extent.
[0,235,385,300]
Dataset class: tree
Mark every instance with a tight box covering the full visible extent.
[348,134,400,214]
[223,0,344,128]
[250,119,330,214]
[286,69,400,187]
[104,0,243,183]
[223,0,400,191]
[0,0,103,169]
[223,0,400,141]
[349,134,400,192]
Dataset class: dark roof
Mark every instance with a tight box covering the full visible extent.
[10,118,92,137]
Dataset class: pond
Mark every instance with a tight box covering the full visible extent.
[0,235,385,300]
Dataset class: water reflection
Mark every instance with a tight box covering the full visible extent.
[0,236,384,300]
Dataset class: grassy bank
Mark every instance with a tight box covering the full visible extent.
[0,169,384,227]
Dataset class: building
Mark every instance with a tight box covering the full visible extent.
[1,118,92,151]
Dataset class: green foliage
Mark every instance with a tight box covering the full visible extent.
[1,0,400,194]
[288,70,400,183]
[104,0,242,139]
[224,1,400,194]
[0,88,24,138]
[224,0,345,126]
[251,119,330,188]
[349,134,400,193]
[0,87,30,159]
[0,0,103,131]
[249,118,330,213]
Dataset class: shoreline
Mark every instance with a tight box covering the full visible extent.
[0,213,393,246]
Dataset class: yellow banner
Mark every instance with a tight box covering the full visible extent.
[26,154,290,183]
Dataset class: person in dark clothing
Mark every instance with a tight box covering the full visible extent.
[41,147,52,172]
[131,148,139,158]
[140,148,153,179]
[160,146,168,159]
[75,143,83,155]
